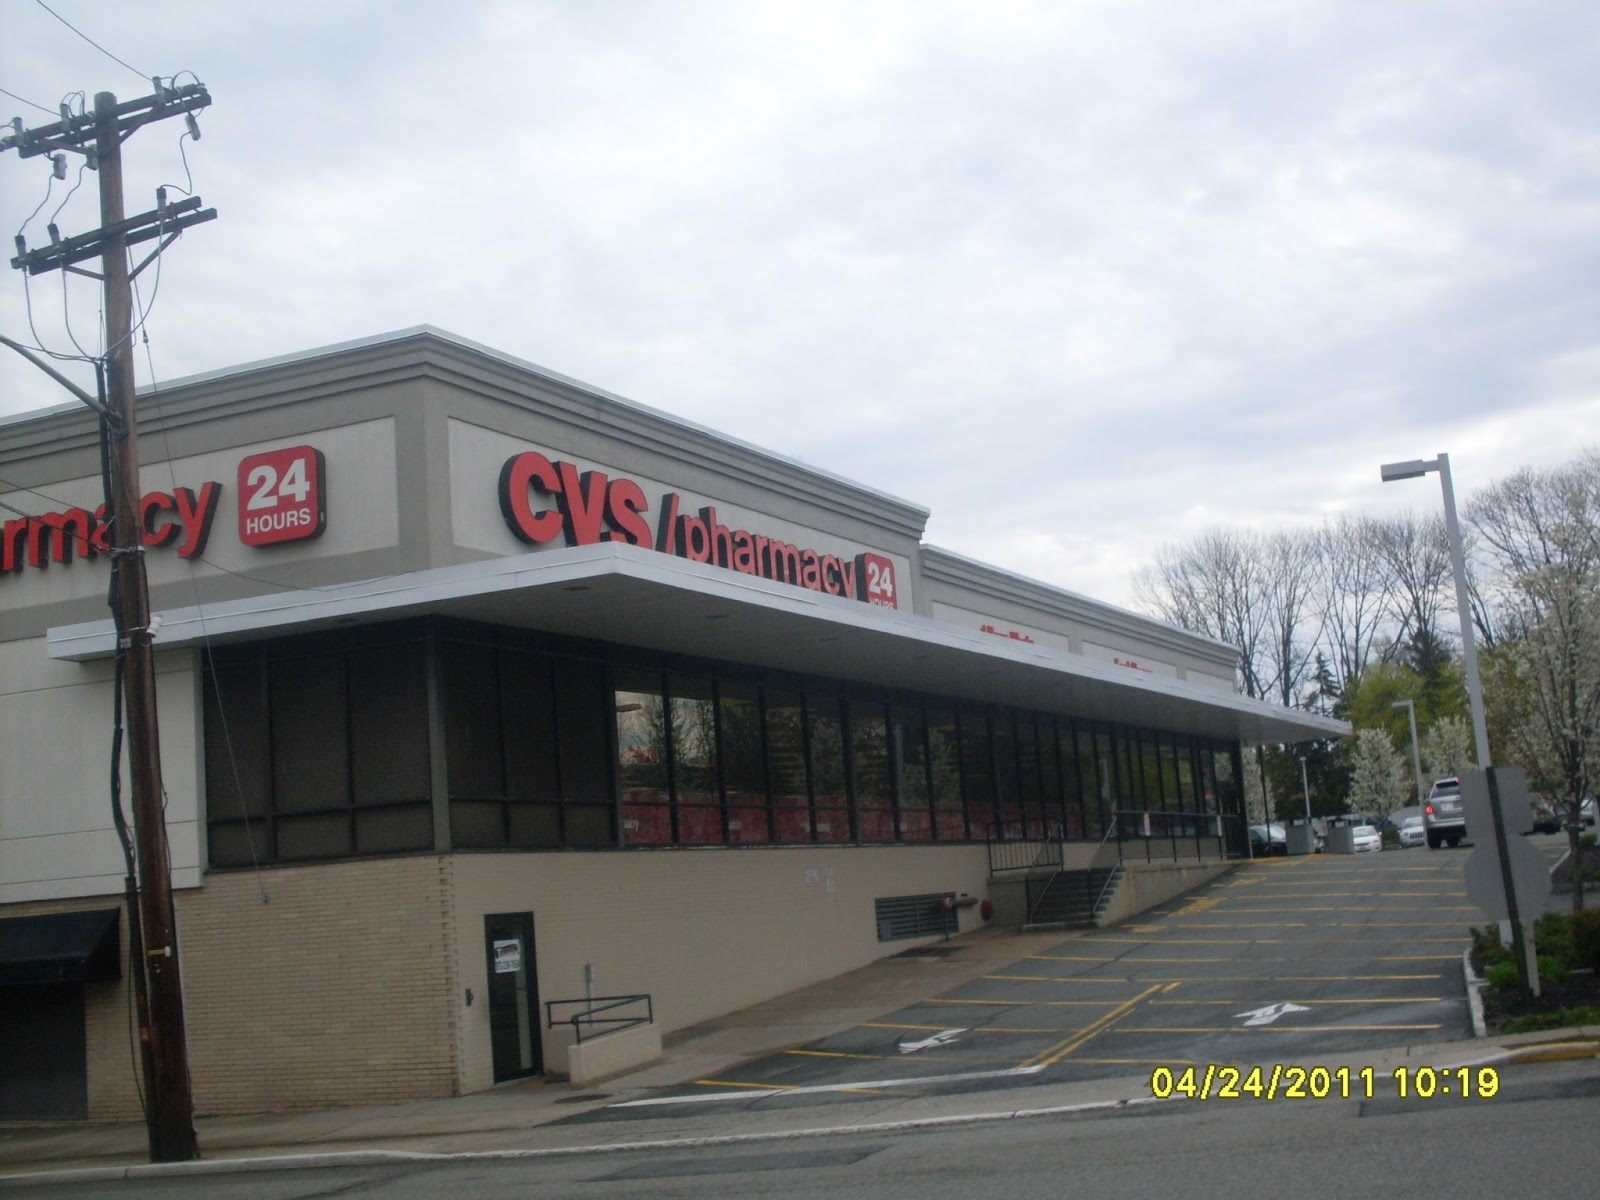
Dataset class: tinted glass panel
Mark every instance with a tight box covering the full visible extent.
[891,705,930,841]
[668,676,719,806]
[271,655,348,814]
[808,694,847,809]
[501,652,558,803]
[959,713,995,839]
[720,683,766,812]
[765,688,809,820]
[927,708,964,839]
[350,645,429,806]
[443,642,502,799]
[355,804,432,853]
[204,660,268,820]
[554,657,610,803]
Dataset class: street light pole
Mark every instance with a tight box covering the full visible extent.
[1392,699,1425,806]
[1381,452,1531,995]
[1379,454,1490,766]
[1298,756,1311,824]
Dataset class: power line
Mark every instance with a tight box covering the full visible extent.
[1,86,55,116]
[33,0,149,84]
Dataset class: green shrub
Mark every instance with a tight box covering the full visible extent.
[1581,832,1597,848]
[1537,954,1569,985]
[1470,925,1510,972]
[1571,910,1600,972]
[1500,1006,1600,1035]
[1534,913,1574,966]
[1486,960,1521,990]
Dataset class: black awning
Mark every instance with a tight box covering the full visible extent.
[0,908,121,987]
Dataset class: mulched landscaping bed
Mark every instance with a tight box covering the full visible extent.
[1478,966,1600,1032]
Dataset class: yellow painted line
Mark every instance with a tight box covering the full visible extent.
[695,1078,794,1091]
[785,1048,1026,1068]
[925,998,1114,1009]
[1174,897,1223,915]
[1111,1024,1442,1034]
[784,1049,892,1061]
[1162,981,1182,993]
[1021,984,1167,1069]
[860,1022,1065,1034]
[1376,955,1461,961]
[1025,954,1123,963]
[983,974,1148,984]
[1147,997,1443,1006]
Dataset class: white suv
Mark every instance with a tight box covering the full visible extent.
[1423,777,1466,848]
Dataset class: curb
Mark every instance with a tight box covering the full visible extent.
[1462,948,1488,1038]
[0,1093,1176,1188]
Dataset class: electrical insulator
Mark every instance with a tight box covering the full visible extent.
[157,186,168,211]
[185,114,201,141]
[52,153,67,180]
[47,223,61,245]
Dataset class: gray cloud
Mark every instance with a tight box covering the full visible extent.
[3,0,1596,607]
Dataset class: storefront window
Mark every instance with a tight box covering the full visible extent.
[928,708,964,840]
[766,688,811,843]
[851,700,894,842]
[808,693,849,843]
[615,669,671,845]
[959,712,995,840]
[891,704,932,841]
[205,630,432,866]
[721,682,769,844]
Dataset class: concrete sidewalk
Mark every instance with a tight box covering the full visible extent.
[3,922,1597,1187]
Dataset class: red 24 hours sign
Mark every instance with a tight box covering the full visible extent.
[237,446,326,547]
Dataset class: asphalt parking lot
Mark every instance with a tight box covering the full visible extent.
[583,846,1484,1119]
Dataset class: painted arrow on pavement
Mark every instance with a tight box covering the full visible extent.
[897,1029,965,1053]
[1235,1002,1311,1027]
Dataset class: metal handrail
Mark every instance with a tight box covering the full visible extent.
[544,994,653,1044]
[987,829,1063,874]
[1023,825,1072,924]
[1090,815,1123,915]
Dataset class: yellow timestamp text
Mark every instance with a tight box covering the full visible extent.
[1148,1064,1500,1102]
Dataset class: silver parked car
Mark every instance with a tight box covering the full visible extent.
[1424,777,1466,848]
[1397,815,1426,848]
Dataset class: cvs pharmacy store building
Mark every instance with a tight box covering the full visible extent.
[0,329,1342,1118]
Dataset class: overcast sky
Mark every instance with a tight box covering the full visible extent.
[3,0,1596,609]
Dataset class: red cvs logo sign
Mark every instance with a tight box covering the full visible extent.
[238,446,326,547]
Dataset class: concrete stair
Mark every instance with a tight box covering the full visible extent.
[1023,866,1122,930]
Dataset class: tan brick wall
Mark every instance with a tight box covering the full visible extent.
[176,855,457,1115]
[451,844,993,1093]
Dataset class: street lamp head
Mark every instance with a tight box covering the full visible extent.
[1380,458,1436,483]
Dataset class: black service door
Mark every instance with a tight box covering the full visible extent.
[483,912,542,1081]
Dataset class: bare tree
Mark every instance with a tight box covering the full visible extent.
[1316,515,1395,697]
[1134,529,1270,699]
[1371,512,1455,672]
[1259,531,1326,710]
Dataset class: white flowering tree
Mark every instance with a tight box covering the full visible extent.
[1347,728,1409,829]
[1420,716,1475,782]
[1470,450,1600,912]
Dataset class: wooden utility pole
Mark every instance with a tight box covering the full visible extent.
[6,84,216,1164]
[96,89,198,1163]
